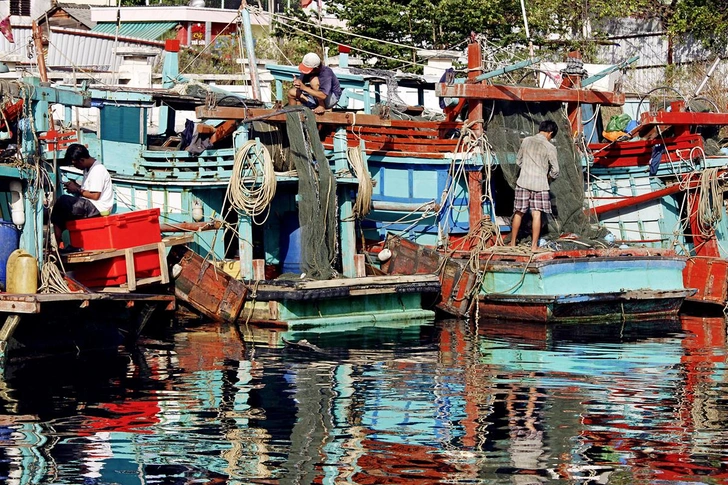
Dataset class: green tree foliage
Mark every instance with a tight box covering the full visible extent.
[667,0,728,54]
[275,0,728,70]
[275,0,524,71]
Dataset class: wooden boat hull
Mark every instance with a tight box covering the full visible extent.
[683,256,728,306]
[240,274,439,327]
[0,292,176,372]
[382,237,694,322]
[478,289,693,323]
[382,236,477,317]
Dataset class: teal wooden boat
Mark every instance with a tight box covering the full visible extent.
[201,36,694,323]
[10,35,439,328]
[0,83,176,373]
[587,100,728,307]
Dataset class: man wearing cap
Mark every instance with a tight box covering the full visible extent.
[288,52,342,115]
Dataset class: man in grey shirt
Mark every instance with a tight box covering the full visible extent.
[508,119,559,251]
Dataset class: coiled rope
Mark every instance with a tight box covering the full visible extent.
[39,255,71,294]
[696,166,724,237]
[226,140,277,222]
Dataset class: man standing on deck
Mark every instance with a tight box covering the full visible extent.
[509,119,559,251]
[288,52,342,115]
[51,143,114,252]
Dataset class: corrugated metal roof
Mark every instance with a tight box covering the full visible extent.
[92,22,177,40]
[0,26,165,71]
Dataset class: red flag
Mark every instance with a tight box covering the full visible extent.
[0,16,13,43]
[301,0,313,7]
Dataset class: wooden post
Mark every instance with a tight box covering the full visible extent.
[336,128,357,277]
[239,215,254,279]
[467,171,483,235]
[464,42,485,242]
[466,42,483,136]
[252,259,265,280]
[31,21,48,83]
[354,253,366,277]
[125,248,137,291]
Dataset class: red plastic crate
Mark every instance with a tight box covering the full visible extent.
[66,209,163,288]
[67,208,161,250]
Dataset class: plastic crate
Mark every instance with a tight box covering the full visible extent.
[67,208,161,250]
[66,209,163,288]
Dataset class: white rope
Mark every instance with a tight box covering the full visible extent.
[39,255,71,293]
[345,146,373,218]
[226,140,277,222]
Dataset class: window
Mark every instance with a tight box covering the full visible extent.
[10,0,31,17]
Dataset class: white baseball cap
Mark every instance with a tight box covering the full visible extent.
[299,52,321,74]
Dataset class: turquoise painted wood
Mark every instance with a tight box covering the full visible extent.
[588,167,682,249]
[277,293,435,327]
[481,257,686,296]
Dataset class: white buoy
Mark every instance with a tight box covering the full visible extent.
[9,180,25,228]
[378,248,392,262]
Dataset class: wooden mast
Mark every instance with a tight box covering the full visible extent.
[31,21,48,83]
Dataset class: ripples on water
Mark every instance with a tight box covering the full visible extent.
[0,315,726,484]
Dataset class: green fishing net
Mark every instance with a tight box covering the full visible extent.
[486,99,603,241]
[285,108,338,279]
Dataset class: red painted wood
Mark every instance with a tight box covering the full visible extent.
[383,237,478,316]
[686,190,722,257]
[478,301,550,322]
[439,83,625,105]
[467,171,483,230]
[590,134,703,167]
[588,182,684,216]
[684,257,728,305]
[466,42,483,137]
[640,109,728,126]
[171,246,247,323]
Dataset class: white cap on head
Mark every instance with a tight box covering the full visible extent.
[299,52,321,74]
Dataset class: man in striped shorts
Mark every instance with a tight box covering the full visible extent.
[509,119,560,251]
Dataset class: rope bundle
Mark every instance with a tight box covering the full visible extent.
[346,146,373,218]
[226,140,277,221]
[39,255,71,294]
[696,167,724,236]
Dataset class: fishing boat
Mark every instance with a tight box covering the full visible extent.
[217,39,692,322]
[10,24,440,329]
[586,99,728,307]
[0,83,178,374]
[9,7,694,329]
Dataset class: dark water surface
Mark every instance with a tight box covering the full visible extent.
[0,315,727,484]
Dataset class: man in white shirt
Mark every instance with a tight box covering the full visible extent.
[51,143,114,252]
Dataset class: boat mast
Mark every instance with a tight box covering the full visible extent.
[240,1,261,101]
[31,21,48,82]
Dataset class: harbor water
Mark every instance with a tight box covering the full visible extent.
[0,315,726,483]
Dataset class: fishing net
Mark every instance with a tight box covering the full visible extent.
[285,108,338,279]
[486,99,603,240]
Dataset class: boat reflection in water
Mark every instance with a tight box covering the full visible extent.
[0,316,726,483]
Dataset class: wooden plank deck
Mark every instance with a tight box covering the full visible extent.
[0,292,176,314]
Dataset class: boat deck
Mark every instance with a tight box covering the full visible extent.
[0,292,176,315]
